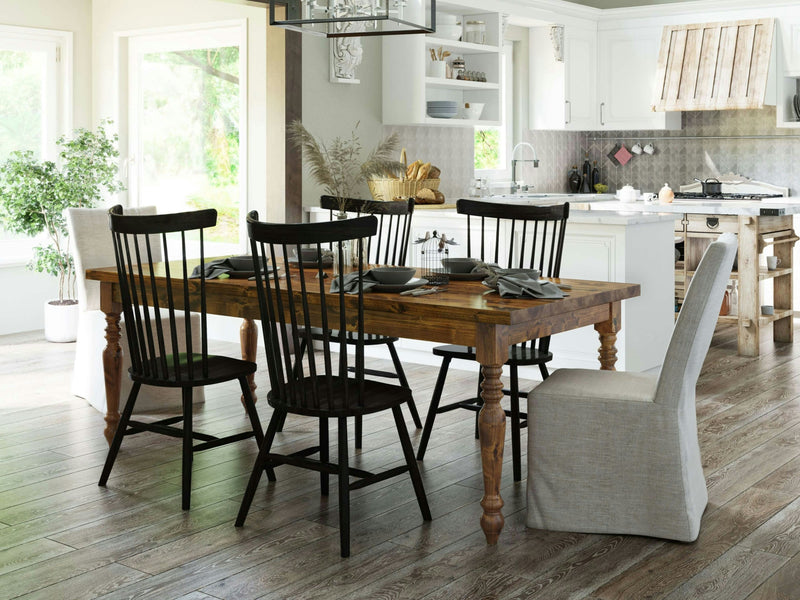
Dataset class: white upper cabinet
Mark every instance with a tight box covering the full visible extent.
[596,26,681,130]
[777,16,800,128]
[382,6,503,127]
[529,25,596,131]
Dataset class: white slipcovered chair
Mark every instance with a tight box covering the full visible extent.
[526,232,737,542]
[66,206,204,413]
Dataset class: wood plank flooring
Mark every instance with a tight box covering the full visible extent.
[1,324,800,599]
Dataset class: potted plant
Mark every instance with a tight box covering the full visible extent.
[0,119,124,342]
[287,120,404,218]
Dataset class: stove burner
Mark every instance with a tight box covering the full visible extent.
[673,192,783,201]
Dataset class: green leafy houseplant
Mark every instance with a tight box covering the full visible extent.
[0,120,124,304]
[288,120,404,215]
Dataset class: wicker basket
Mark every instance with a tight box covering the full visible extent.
[368,178,441,201]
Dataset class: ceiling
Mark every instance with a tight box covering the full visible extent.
[561,0,693,7]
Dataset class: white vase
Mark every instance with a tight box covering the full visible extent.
[44,299,79,343]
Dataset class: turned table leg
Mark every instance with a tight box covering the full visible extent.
[240,318,258,404]
[476,324,507,545]
[595,301,622,371]
[102,309,122,446]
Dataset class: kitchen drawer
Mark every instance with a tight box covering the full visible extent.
[757,215,794,234]
[686,215,738,234]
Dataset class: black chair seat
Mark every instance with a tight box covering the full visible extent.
[303,327,399,346]
[131,354,257,387]
[432,344,553,365]
[267,377,411,418]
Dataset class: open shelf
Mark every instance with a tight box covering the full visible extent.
[425,37,500,55]
[685,267,792,281]
[425,77,499,91]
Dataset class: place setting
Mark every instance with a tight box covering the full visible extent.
[330,266,433,295]
[287,246,334,268]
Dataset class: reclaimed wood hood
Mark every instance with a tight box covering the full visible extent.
[652,18,774,112]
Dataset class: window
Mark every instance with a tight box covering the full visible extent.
[474,40,512,181]
[0,25,70,265]
[127,23,247,256]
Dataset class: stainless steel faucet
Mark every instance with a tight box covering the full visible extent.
[510,142,539,193]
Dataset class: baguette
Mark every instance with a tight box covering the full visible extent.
[417,162,431,180]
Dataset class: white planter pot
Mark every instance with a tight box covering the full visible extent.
[44,299,79,343]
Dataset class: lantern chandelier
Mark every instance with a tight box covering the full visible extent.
[264,0,436,38]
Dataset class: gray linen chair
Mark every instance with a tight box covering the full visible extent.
[526,232,737,542]
[66,206,203,413]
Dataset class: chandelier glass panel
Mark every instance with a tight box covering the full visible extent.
[268,0,435,37]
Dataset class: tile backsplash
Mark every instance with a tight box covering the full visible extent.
[390,107,800,199]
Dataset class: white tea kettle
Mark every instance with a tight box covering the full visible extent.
[618,184,638,203]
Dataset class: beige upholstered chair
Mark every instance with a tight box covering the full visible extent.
[66,206,203,413]
[526,232,737,542]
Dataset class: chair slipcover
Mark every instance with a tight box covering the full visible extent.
[66,206,203,413]
[526,232,737,542]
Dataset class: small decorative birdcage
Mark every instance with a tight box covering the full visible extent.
[414,230,457,286]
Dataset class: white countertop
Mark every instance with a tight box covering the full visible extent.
[583,199,800,216]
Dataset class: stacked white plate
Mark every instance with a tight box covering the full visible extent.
[427,100,458,118]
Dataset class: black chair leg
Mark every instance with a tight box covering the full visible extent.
[236,408,282,527]
[539,362,550,380]
[181,387,193,510]
[474,370,485,440]
[388,342,422,429]
[354,416,363,450]
[99,381,141,486]
[320,417,329,496]
[510,366,522,482]
[417,356,451,461]
[337,416,351,558]
[393,405,431,521]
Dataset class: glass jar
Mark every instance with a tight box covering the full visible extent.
[464,20,486,44]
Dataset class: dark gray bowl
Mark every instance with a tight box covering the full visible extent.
[370,266,416,285]
[227,255,266,271]
[299,247,321,261]
[441,257,477,274]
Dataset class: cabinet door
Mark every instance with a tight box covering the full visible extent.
[564,28,597,130]
[779,18,800,74]
[597,27,680,130]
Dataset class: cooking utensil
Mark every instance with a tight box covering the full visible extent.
[695,177,722,195]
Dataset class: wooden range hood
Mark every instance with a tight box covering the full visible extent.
[652,18,774,112]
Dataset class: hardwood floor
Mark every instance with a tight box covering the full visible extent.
[1,324,800,599]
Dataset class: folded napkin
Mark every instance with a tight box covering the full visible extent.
[329,271,379,294]
[482,268,565,299]
[189,255,265,279]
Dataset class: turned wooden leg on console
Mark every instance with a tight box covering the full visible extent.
[102,309,122,446]
[595,301,621,371]
[476,323,507,545]
[240,318,258,404]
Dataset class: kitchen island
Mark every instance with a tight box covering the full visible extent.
[309,203,677,376]
[579,199,800,357]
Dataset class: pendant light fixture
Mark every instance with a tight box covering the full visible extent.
[261,1,436,38]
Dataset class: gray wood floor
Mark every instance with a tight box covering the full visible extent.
[1,324,800,599]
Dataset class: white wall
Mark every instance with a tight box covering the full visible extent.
[299,35,384,208]
[0,0,93,335]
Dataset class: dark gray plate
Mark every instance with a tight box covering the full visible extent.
[371,277,428,293]
[446,271,487,281]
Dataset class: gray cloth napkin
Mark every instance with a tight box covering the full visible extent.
[190,255,265,279]
[482,268,565,299]
[329,271,379,294]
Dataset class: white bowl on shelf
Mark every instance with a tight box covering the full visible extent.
[461,102,485,120]
[433,25,462,41]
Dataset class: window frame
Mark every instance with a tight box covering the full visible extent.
[0,24,72,268]
[474,40,513,182]
[124,20,249,254]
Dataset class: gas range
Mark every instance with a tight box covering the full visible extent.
[673,192,783,201]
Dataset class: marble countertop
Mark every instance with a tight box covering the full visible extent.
[583,199,800,216]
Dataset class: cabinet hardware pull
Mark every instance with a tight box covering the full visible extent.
[706,218,719,229]
[600,102,605,126]
[565,100,571,124]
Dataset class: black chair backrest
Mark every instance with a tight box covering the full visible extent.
[247,211,379,413]
[320,195,414,266]
[108,204,215,384]
[456,199,569,278]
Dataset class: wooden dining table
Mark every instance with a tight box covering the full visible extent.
[85,263,639,545]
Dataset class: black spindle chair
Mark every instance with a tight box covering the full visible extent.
[285,195,421,449]
[236,212,431,558]
[99,205,267,510]
[416,199,570,482]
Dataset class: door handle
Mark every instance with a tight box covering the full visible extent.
[565,100,571,125]
[600,102,605,126]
